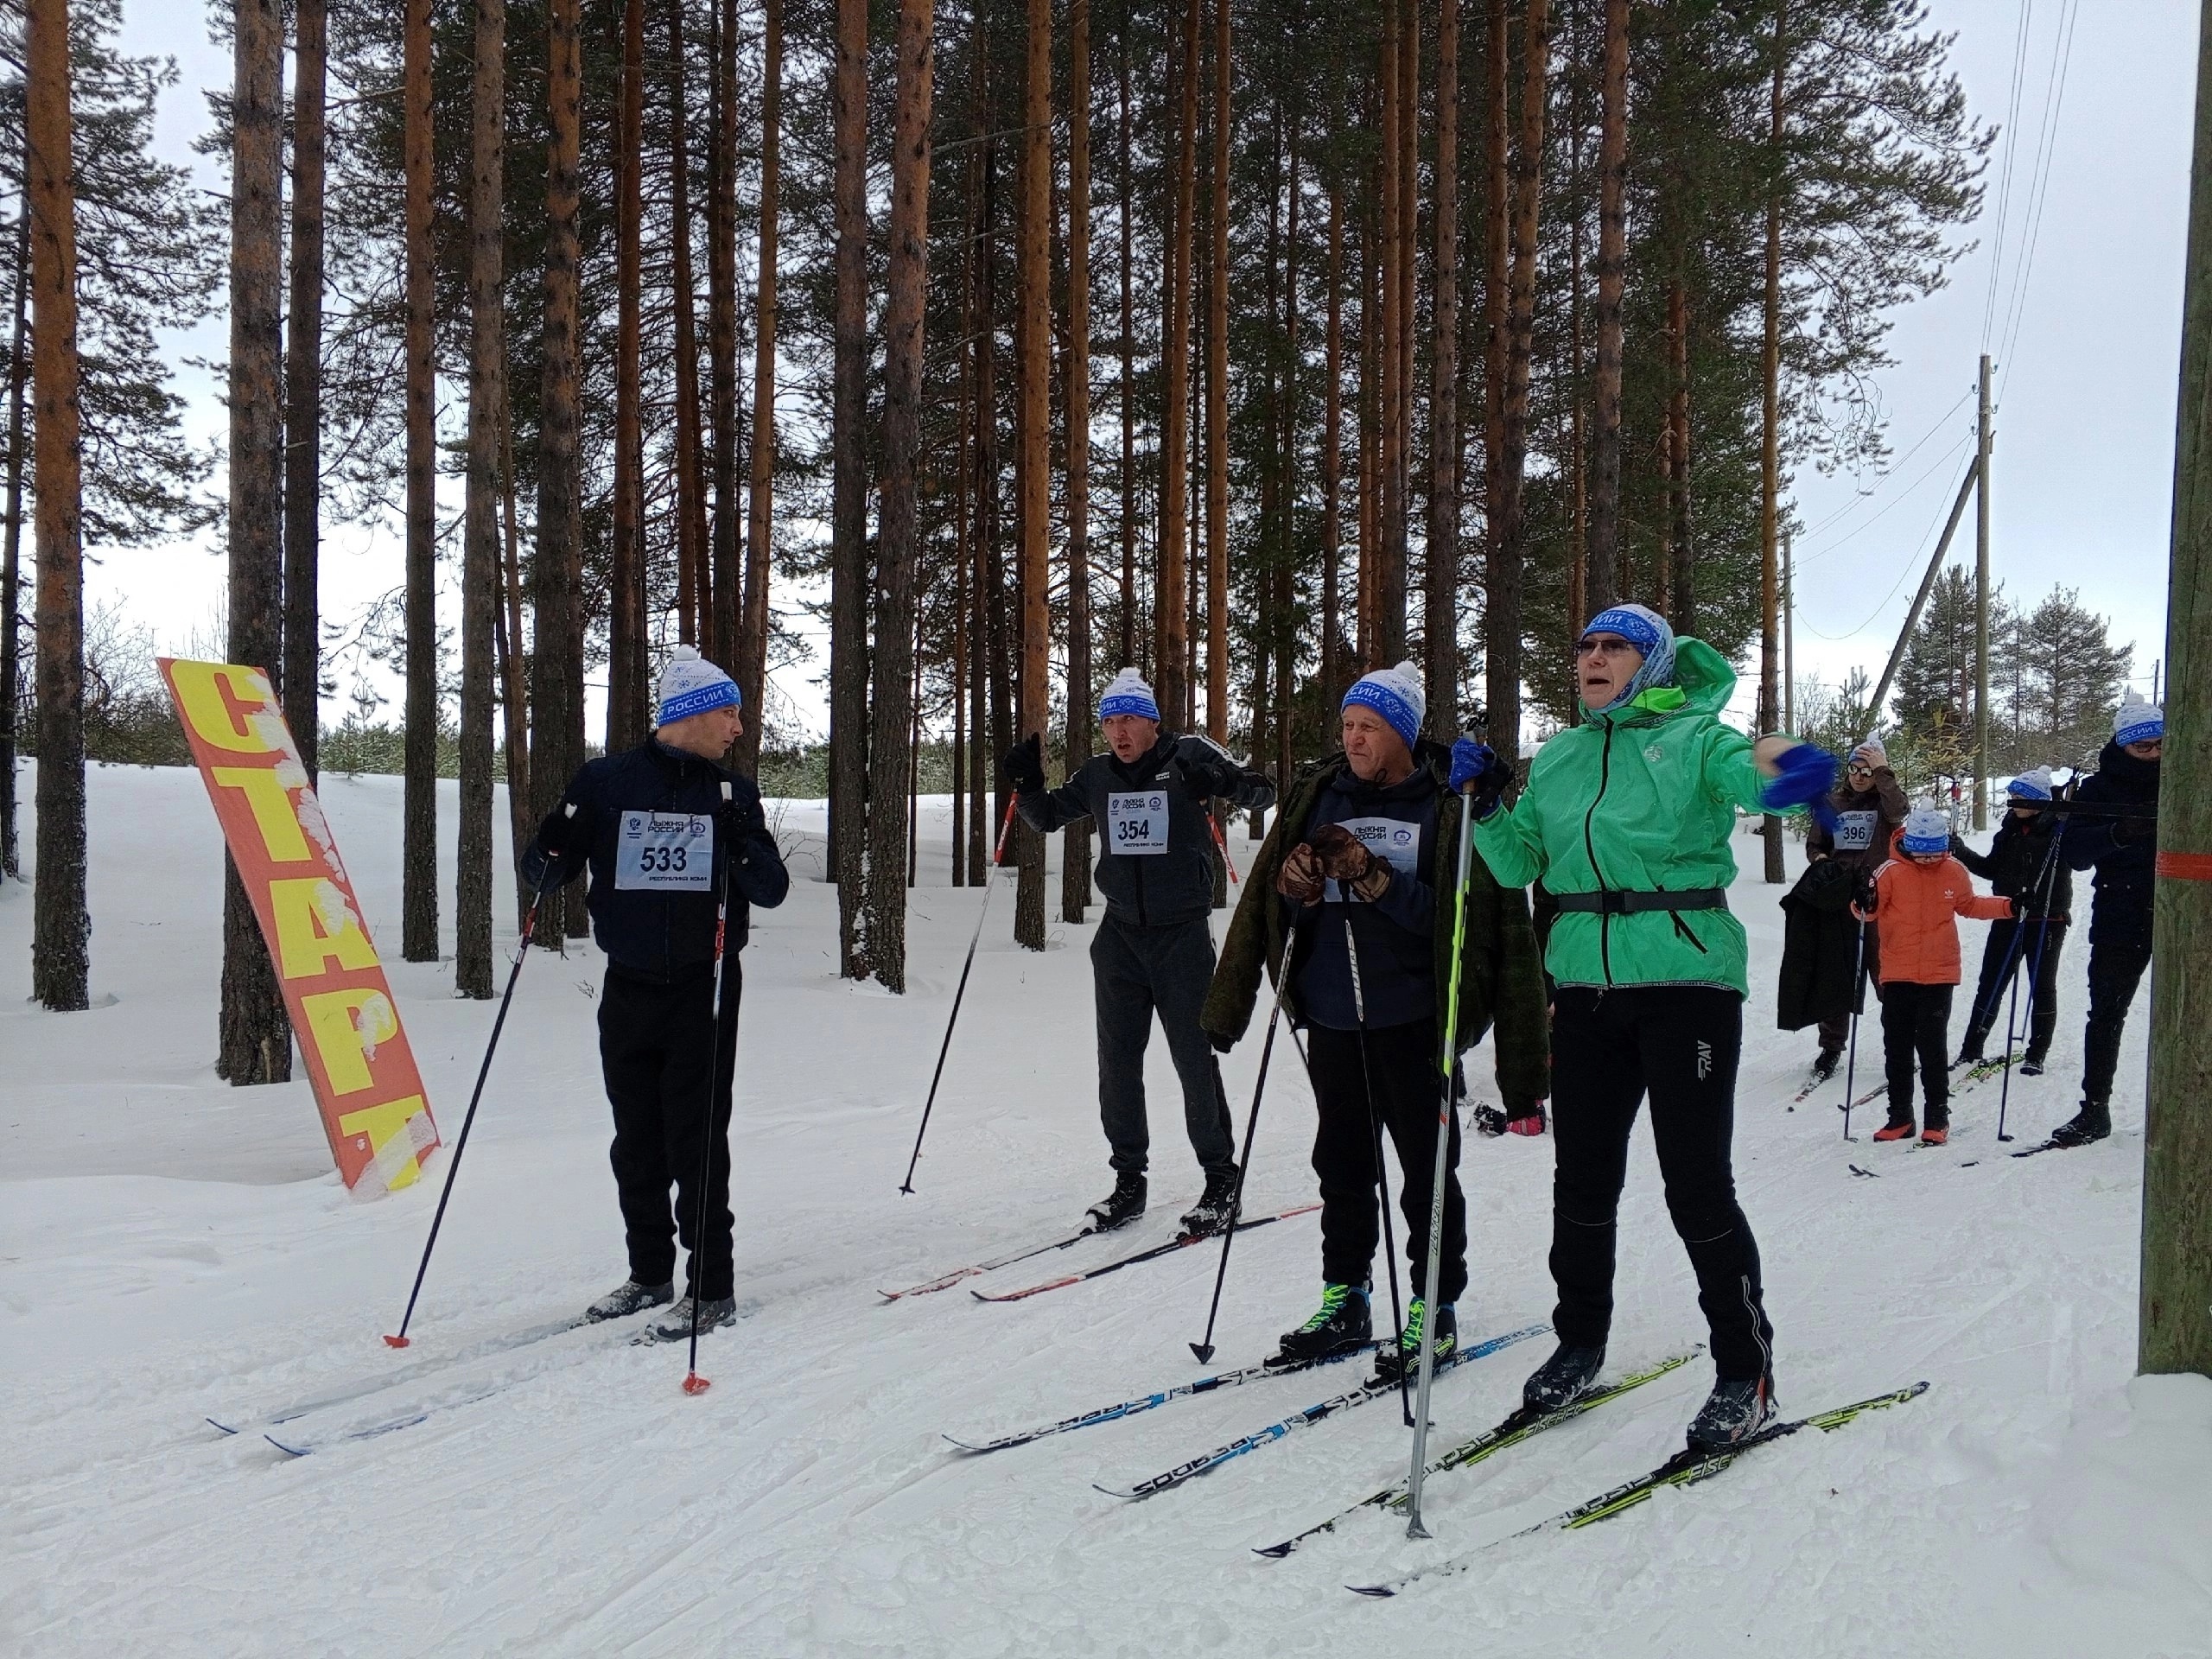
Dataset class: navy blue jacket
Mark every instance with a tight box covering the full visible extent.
[1953,805,2073,921]
[1291,760,1441,1031]
[2063,740,2159,950]
[522,741,790,980]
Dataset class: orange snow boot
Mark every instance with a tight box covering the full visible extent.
[1871,1116,1916,1142]
[1917,1124,1948,1146]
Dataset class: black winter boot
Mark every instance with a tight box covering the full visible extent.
[1687,1372,1779,1452]
[1086,1172,1147,1232]
[1178,1168,1241,1237]
[1270,1283,1372,1365]
[584,1278,674,1322]
[2049,1099,2112,1148]
[1522,1342,1607,1412]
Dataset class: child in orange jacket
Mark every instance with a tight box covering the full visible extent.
[1853,808,2014,1145]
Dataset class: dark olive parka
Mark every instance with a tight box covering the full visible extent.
[1200,741,1553,1111]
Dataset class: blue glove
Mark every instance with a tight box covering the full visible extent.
[1758,742,1840,832]
[1449,737,1510,821]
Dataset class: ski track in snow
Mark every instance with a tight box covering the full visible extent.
[2,764,2209,1657]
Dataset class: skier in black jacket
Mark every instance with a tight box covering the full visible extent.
[1007,667,1275,1235]
[1950,767,2073,1071]
[2053,702,2163,1147]
[522,647,790,1339]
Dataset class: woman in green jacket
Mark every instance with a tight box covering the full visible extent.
[1452,604,1836,1452]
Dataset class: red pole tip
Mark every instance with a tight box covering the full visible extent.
[383,1334,411,1349]
[682,1372,713,1395]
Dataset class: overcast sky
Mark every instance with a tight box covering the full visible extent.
[106,0,2196,740]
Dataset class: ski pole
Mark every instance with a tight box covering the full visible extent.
[1189,926,1300,1364]
[1404,792,1476,1540]
[1344,917,1413,1425]
[1997,813,2069,1144]
[1840,916,1867,1143]
[683,781,740,1395]
[385,808,573,1350]
[899,792,1020,1192]
[1205,809,1242,884]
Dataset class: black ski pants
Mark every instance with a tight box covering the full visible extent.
[1550,986,1774,1382]
[1816,921,1879,1054]
[1879,981,1954,1122]
[598,963,741,1302]
[2080,937,2153,1105]
[1964,918,2068,1063]
[1304,1018,1467,1307]
[1092,916,1236,1179]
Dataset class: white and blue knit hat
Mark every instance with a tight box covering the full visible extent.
[1342,661,1426,752]
[2007,767,2054,801]
[2114,699,2164,747]
[1097,666,1160,722]
[655,645,741,727]
[1900,806,1952,856]
[1579,603,1677,711]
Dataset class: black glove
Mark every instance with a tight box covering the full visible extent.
[1856,874,1879,915]
[1004,734,1046,794]
[1208,1028,1236,1055]
[533,804,582,863]
[1176,751,1242,799]
[720,793,767,844]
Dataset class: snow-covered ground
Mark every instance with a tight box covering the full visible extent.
[2,761,2208,1658]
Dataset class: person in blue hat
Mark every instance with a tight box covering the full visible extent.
[2054,700,2164,1146]
[521,646,790,1339]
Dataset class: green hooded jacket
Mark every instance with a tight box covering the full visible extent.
[1474,636,1795,998]
[1201,741,1552,1109]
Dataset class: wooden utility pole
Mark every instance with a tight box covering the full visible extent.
[1974,351,1993,830]
[2142,0,2212,1382]
[1014,0,1052,950]
[1759,0,1786,880]
[400,0,438,962]
[27,0,86,1008]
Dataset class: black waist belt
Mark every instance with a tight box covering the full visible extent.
[1552,888,1730,916]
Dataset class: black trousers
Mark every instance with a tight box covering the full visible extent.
[2081,937,2153,1104]
[1092,916,1236,1178]
[598,963,741,1302]
[1550,986,1774,1381]
[1963,918,2068,1062]
[1880,981,1954,1121]
[1305,1018,1468,1306]
[1817,921,1880,1053]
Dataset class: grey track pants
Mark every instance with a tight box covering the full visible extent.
[1091,915,1236,1178]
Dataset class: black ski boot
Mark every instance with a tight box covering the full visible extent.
[2049,1099,2111,1148]
[648,1294,737,1344]
[1471,1104,1510,1138]
[1687,1372,1779,1452]
[1269,1283,1372,1366]
[1178,1169,1241,1237]
[1522,1341,1607,1412]
[2020,1054,2046,1077]
[1810,1047,1841,1084]
[1375,1299,1456,1382]
[584,1278,674,1322]
[1955,1032,1986,1069]
[1086,1172,1147,1232]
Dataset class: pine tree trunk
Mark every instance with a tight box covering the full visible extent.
[1586,0,1628,613]
[455,0,504,1001]
[1427,0,1460,734]
[533,0,584,949]
[219,0,289,1071]
[1156,0,1196,728]
[1394,0,1415,663]
[1667,277,1694,632]
[1013,0,1052,952]
[670,0,706,648]
[1494,0,1548,763]
[401,0,439,962]
[830,0,870,977]
[868,0,934,990]
[708,0,741,674]
[1567,0,1586,642]
[1321,173,1344,698]
[607,0,646,754]
[283,0,326,779]
[1063,0,1093,924]
[494,380,531,922]
[0,207,29,880]
[1276,131,1300,793]
[26,0,85,1008]
[1357,160,1377,669]
[979,133,1009,872]
[1376,2,1402,667]
[1116,18,1135,673]
[1760,0,1788,881]
[953,179,974,887]
[1204,0,1228,745]
[740,0,780,772]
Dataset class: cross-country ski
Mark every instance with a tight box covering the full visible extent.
[968,1204,1322,1302]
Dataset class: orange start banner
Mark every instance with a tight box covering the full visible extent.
[160,658,441,1196]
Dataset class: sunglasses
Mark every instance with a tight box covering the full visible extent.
[1574,636,1640,658]
[1846,764,1875,777]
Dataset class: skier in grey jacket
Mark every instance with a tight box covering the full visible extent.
[1008,667,1275,1235]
